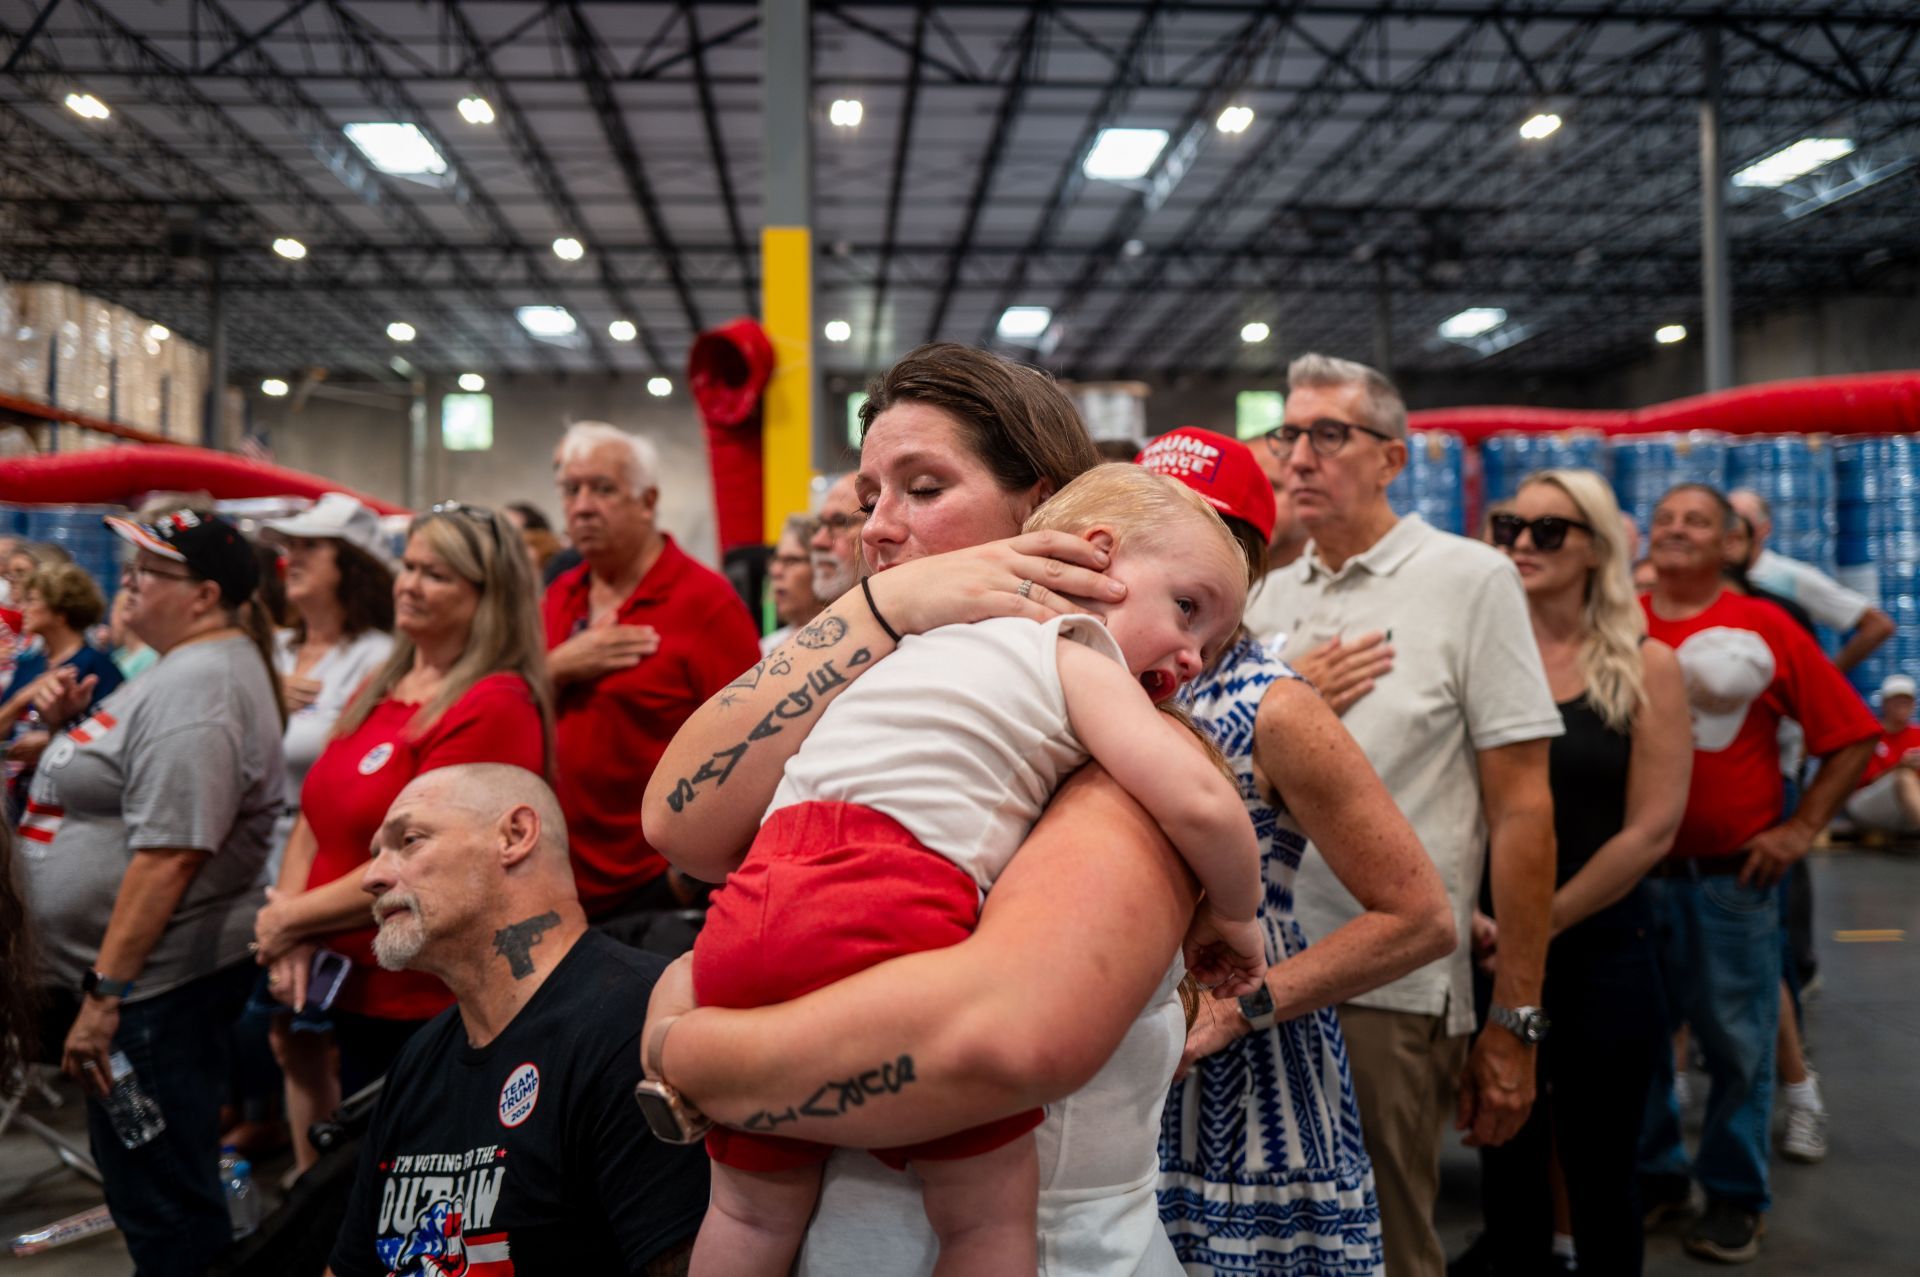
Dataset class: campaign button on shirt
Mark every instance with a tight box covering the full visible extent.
[498,1063,540,1128]
[358,741,395,775]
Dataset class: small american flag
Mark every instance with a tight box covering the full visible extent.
[239,431,275,464]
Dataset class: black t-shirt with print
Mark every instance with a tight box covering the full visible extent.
[329,930,708,1276]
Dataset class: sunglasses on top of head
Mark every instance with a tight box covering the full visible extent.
[1489,513,1594,553]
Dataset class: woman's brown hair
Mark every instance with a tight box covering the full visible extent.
[23,562,107,632]
[857,343,1100,498]
[289,540,396,644]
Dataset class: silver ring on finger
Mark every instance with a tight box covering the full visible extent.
[1017,578,1035,599]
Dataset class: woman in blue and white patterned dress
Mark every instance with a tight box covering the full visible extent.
[1141,431,1455,1277]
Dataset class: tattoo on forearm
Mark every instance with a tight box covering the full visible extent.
[492,911,562,978]
[740,1054,917,1132]
[663,648,872,813]
[724,653,792,696]
[795,615,848,649]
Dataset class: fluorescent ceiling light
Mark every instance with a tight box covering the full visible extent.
[647,377,673,397]
[343,122,448,176]
[272,237,307,260]
[607,319,637,342]
[457,96,495,125]
[829,99,864,128]
[64,93,109,121]
[1520,113,1562,141]
[1216,106,1254,135]
[458,373,486,392]
[552,236,584,261]
[260,378,289,397]
[996,306,1053,342]
[1240,321,1271,344]
[386,321,416,342]
[1438,307,1507,341]
[516,306,576,337]
[1083,128,1168,181]
[1732,137,1855,188]
[147,324,170,342]
[823,320,852,343]
[1655,324,1688,345]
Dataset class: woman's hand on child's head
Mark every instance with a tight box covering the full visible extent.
[868,532,1125,635]
[1180,909,1268,1001]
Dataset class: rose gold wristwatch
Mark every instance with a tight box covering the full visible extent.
[633,1016,713,1144]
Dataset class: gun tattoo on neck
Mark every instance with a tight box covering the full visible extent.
[492,911,562,979]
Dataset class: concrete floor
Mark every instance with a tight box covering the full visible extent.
[1436,846,1920,1276]
[5,848,1918,1274]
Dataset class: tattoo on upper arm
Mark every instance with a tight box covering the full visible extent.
[492,911,562,978]
[739,1054,917,1132]
[662,648,873,813]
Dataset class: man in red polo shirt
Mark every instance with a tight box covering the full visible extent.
[543,422,761,935]
[1636,483,1876,1263]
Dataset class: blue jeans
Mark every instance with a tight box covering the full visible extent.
[85,962,254,1275]
[1640,874,1781,1213]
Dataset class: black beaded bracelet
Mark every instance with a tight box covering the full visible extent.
[860,575,903,644]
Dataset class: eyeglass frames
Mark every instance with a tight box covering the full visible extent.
[1263,418,1399,460]
[1489,513,1594,552]
[815,510,868,534]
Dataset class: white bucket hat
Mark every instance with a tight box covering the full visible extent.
[261,492,387,560]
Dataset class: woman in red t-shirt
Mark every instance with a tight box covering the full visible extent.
[250,503,553,1169]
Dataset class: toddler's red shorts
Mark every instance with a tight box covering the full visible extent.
[692,800,1043,1173]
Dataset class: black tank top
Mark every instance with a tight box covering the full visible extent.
[1550,693,1651,945]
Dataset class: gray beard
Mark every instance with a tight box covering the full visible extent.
[371,902,426,971]
[812,558,856,601]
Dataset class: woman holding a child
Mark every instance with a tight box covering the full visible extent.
[639,344,1450,1275]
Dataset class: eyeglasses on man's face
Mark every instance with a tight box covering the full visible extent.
[1263,419,1398,460]
[816,511,868,535]
[121,561,197,585]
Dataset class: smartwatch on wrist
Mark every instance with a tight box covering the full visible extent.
[1489,1003,1550,1045]
[81,970,135,1000]
[1236,986,1278,1032]
[632,1016,713,1145]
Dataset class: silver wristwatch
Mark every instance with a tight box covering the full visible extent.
[1488,1003,1550,1045]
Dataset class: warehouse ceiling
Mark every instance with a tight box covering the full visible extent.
[1,0,1917,384]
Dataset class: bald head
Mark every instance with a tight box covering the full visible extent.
[364,764,580,980]
[398,763,571,864]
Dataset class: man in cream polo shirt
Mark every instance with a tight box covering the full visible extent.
[1245,354,1562,1277]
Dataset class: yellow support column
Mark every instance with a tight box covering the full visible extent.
[760,0,816,540]
[761,225,815,540]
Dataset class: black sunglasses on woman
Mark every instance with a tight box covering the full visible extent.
[1489,512,1593,552]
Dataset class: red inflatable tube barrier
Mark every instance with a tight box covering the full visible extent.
[0,444,408,515]
[689,317,776,555]
[1408,371,1920,443]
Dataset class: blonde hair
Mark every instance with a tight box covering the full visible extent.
[337,506,555,775]
[1023,464,1248,607]
[1521,468,1647,732]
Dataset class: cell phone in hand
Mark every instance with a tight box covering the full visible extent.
[305,950,351,1014]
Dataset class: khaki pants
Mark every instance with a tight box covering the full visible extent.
[1339,1005,1471,1277]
